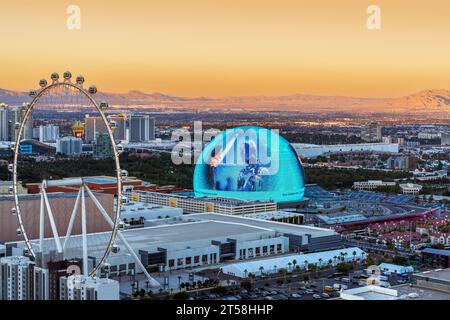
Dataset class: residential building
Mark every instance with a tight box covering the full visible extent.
[56,136,82,156]
[93,133,113,160]
[0,104,9,141]
[33,124,59,142]
[129,114,155,142]
[0,256,49,300]
[59,275,119,300]
[84,114,127,143]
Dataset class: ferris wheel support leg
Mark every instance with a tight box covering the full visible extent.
[39,192,45,252]
[85,186,160,287]
[42,188,63,253]
[63,188,82,252]
[81,186,89,277]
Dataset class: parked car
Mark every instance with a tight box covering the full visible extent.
[290,293,302,299]
[313,294,322,299]
[321,293,330,298]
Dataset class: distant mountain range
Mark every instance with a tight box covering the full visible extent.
[0,87,448,114]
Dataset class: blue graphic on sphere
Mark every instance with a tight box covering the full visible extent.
[193,126,305,203]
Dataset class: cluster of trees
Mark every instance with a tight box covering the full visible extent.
[4,152,195,189]
[180,279,219,291]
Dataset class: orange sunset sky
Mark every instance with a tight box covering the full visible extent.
[0,0,449,97]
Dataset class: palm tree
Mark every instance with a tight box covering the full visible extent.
[243,269,248,278]
[259,266,264,276]
[352,250,357,263]
[328,259,333,267]
[304,260,308,270]
[292,259,297,269]
[318,258,323,269]
[273,265,277,273]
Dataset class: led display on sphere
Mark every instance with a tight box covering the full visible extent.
[193,126,305,203]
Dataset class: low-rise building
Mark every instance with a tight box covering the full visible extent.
[221,247,366,278]
[9,213,341,276]
[421,248,450,268]
[292,142,399,159]
[430,233,450,246]
[126,190,278,215]
[340,268,450,300]
[400,183,423,195]
[353,180,396,191]
[378,263,414,275]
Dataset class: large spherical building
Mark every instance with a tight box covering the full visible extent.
[193,126,305,203]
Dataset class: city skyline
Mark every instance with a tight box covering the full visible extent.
[0,1,449,98]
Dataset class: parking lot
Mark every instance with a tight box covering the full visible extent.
[195,269,412,301]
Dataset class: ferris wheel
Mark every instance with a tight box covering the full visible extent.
[9,72,158,286]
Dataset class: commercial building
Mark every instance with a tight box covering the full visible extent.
[120,200,183,222]
[9,212,341,275]
[0,256,49,300]
[84,114,127,143]
[221,247,366,278]
[0,104,33,142]
[242,211,304,225]
[412,268,450,293]
[26,176,143,195]
[194,126,306,204]
[378,263,414,275]
[292,143,399,159]
[399,183,423,195]
[56,136,83,156]
[339,268,450,300]
[353,180,396,191]
[0,192,114,242]
[418,132,441,140]
[127,190,278,215]
[129,114,155,142]
[10,104,33,141]
[18,139,56,155]
[33,124,59,142]
[59,275,119,300]
[421,248,450,268]
[0,181,27,195]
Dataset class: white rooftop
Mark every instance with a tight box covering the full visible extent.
[340,285,399,300]
[221,247,366,277]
